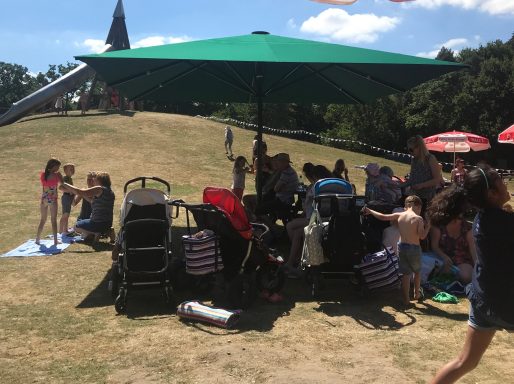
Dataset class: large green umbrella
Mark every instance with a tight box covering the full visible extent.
[76,32,466,202]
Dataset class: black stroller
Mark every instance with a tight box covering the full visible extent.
[302,178,369,297]
[111,177,174,314]
[170,187,285,309]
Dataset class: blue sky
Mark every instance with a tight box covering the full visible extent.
[1,0,513,74]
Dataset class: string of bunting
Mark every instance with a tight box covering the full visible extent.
[197,115,514,175]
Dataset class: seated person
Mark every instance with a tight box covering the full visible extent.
[375,166,402,204]
[61,171,116,243]
[363,163,381,201]
[332,158,350,182]
[426,185,477,283]
[256,153,299,217]
[451,158,467,186]
[284,163,320,276]
[382,207,405,256]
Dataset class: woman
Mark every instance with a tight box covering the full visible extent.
[332,159,350,182]
[405,135,442,209]
[283,163,318,277]
[61,171,115,242]
[451,158,467,186]
[427,184,476,283]
[430,167,514,383]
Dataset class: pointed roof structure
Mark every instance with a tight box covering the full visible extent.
[106,0,130,50]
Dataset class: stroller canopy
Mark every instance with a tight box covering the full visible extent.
[203,187,253,240]
[314,178,353,196]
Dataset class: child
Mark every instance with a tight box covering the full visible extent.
[231,156,251,200]
[36,158,63,246]
[59,163,75,236]
[431,167,514,384]
[362,195,430,306]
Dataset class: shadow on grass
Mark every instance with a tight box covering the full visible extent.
[76,270,112,309]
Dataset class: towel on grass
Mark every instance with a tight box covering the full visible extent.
[2,233,82,257]
[177,301,241,328]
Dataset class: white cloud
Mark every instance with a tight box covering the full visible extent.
[132,35,192,48]
[412,0,514,16]
[300,8,400,43]
[416,37,468,58]
[287,18,297,29]
[81,38,109,53]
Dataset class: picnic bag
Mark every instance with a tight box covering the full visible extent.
[355,247,400,291]
[301,209,327,267]
[182,231,223,275]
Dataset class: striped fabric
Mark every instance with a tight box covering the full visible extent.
[355,248,400,291]
[182,234,223,275]
[177,301,241,328]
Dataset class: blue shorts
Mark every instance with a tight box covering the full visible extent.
[398,243,422,274]
[61,193,74,214]
[75,219,111,234]
[467,285,514,331]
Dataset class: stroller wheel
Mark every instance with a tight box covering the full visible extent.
[228,273,256,309]
[256,264,285,294]
[114,289,127,314]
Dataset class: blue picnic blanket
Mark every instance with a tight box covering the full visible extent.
[2,233,82,257]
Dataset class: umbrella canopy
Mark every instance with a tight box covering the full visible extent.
[424,131,491,153]
[498,124,514,144]
[76,32,467,202]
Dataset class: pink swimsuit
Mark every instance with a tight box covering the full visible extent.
[40,171,59,204]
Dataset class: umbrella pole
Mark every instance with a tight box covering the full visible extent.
[453,143,456,170]
[256,94,263,208]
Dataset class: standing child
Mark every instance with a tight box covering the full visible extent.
[59,163,75,236]
[362,195,430,306]
[430,167,514,384]
[231,156,251,200]
[36,158,63,246]
[224,126,234,157]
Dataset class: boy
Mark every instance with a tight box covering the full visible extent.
[362,195,430,306]
[59,163,76,236]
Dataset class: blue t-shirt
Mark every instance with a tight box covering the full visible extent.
[471,207,514,322]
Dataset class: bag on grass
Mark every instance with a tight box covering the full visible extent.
[177,301,241,328]
[355,247,400,291]
[182,230,223,275]
[301,209,327,267]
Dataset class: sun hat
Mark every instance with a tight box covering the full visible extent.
[275,153,292,163]
[364,163,380,177]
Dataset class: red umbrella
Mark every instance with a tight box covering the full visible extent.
[498,124,514,144]
[424,130,491,166]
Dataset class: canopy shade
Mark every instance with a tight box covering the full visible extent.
[498,124,514,144]
[76,33,466,105]
[424,131,491,153]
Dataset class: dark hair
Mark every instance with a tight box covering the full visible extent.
[426,184,468,226]
[44,158,61,181]
[313,165,333,179]
[302,162,315,180]
[464,166,498,210]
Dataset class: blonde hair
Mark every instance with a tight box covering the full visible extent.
[407,135,430,163]
[405,195,422,208]
[63,163,75,172]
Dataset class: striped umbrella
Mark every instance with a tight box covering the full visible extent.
[424,130,491,166]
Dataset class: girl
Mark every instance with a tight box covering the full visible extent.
[431,166,514,383]
[231,156,251,200]
[36,158,63,246]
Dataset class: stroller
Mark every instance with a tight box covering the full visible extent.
[302,178,369,297]
[170,187,285,308]
[111,177,174,314]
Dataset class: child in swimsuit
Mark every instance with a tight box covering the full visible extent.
[36,158,63,245]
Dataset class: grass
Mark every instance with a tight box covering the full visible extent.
[0,110,513,383]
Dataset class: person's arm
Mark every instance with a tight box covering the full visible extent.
[466,229,477,264]
[450,169,456,183]
[72,195,82,206]
[430,226,453,271]
[412,156,443,190]
[362,207,399,222]
[60,183,102,199]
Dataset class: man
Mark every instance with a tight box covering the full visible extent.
[224,126,234,157]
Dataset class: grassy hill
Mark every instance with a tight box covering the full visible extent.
[0,110,411,253]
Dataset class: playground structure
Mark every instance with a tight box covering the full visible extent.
[0,0,130,127]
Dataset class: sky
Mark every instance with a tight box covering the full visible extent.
[1,0,513,74]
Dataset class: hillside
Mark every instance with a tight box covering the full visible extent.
[0,110,411,253]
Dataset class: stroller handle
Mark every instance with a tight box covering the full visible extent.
[124,176,171,194]
[249,222,270,238]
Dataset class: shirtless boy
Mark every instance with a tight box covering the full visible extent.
[362,195,430,306]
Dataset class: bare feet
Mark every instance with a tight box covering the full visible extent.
[35,239,40,245]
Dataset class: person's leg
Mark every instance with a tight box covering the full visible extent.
[60,212,69,234]
[430,326,495,384]
[224,140,229,154]
[413,271,421,300]
[286,218,308,241]
[228,141,233,156]
[458,263,473,284]
[286,228,304,267]
[36,203,48,244]
[401,274,411,305]
[49,203,59,245]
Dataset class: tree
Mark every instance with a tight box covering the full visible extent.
[0,62,40,108]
